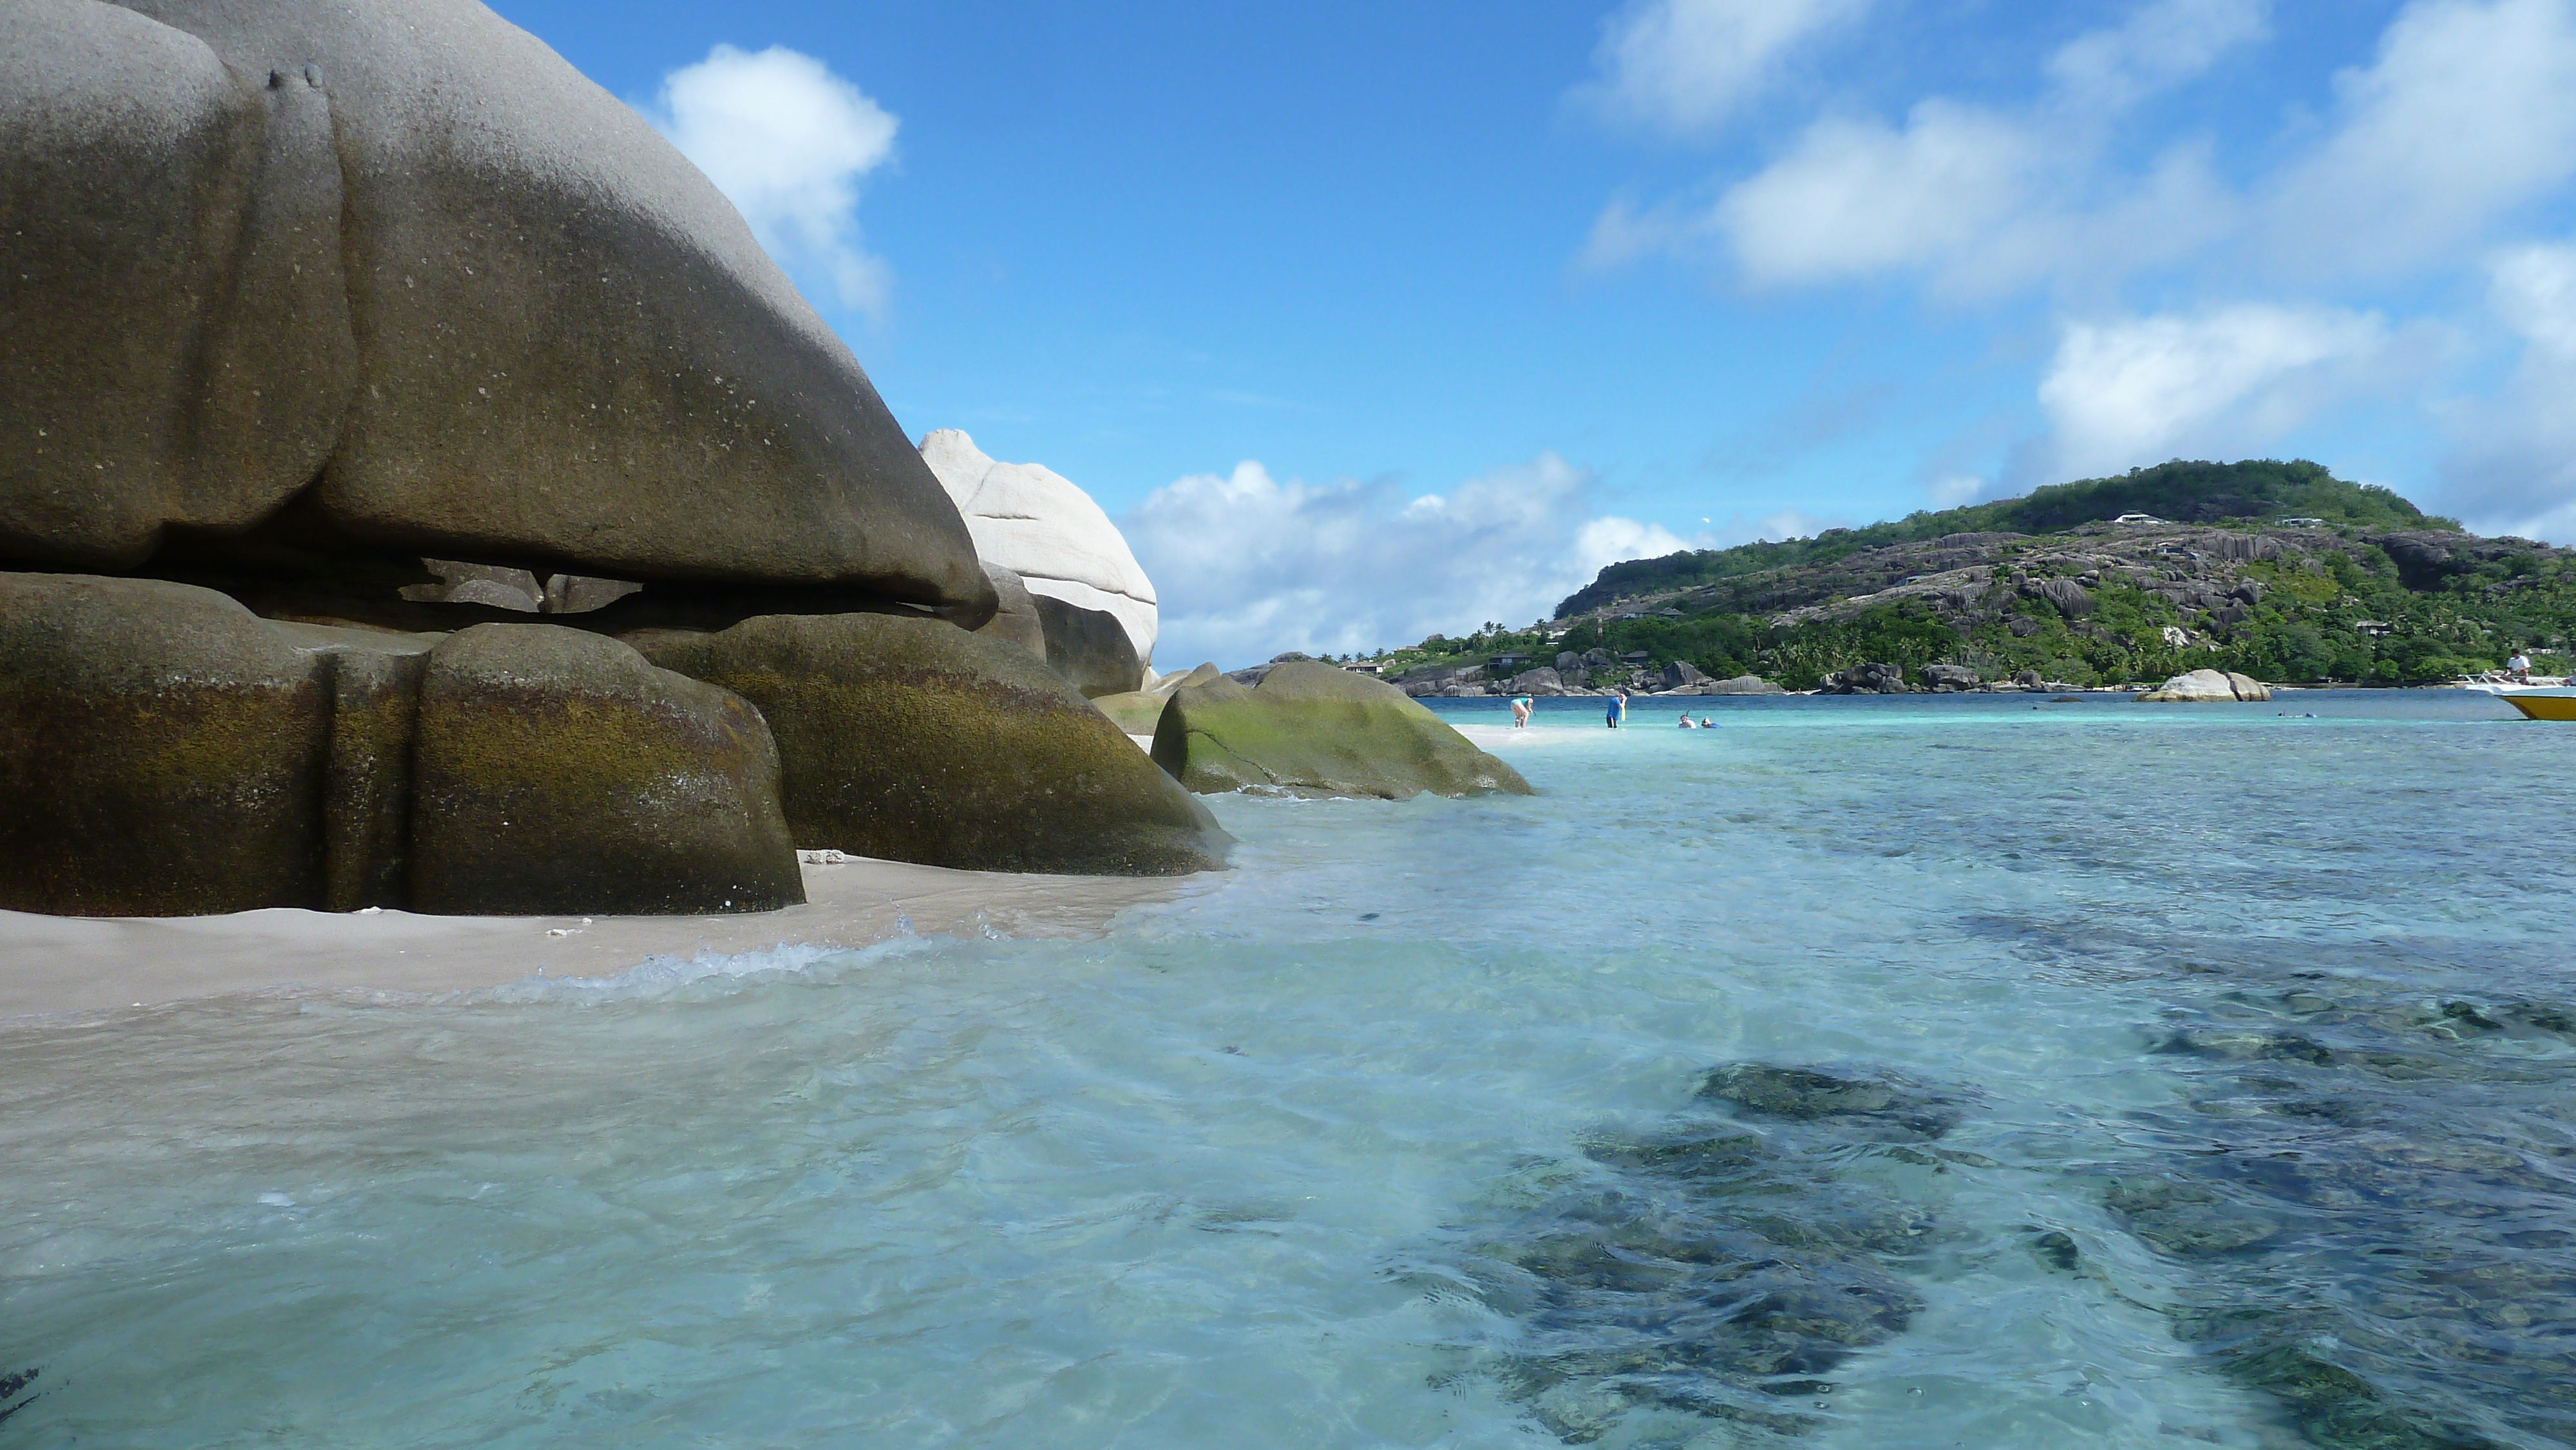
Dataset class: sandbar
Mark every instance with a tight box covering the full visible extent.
[0,858,1195,1017]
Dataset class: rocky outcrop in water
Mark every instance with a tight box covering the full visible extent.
[1821,662,1915,694]
[1422,1062,1973,1443]
[633,614,1229,876]
[2107,984,2576,1449]
[2137,668,2271,702]
[1151,662,1531,800]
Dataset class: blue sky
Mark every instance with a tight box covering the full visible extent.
[498,0,2576,667]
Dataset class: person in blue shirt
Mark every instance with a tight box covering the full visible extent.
[1605,690,1627,728]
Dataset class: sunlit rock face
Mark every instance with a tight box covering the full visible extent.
[919,429,1157,685]
[0,0,989,622]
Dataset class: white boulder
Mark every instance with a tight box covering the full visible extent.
[918,429,1157,669]
[2137,668,2272,702]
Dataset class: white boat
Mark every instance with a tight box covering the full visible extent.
[2454,671,2570,695]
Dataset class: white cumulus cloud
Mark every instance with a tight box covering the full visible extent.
[647,44,899,317]
[1122,454,1689,668]
[2489,241,2576,357]
[2261,0,2576,279]
[2046,0,2271,110]
[1577,0,1873,136]
[2036,305,2406,478]
[2439,240,2576,540]
[1594,0,2260,294]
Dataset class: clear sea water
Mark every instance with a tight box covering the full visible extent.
[4,690,2572,1449]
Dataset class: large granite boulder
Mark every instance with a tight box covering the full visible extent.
[0,573,334,915]
[1660,660,1709,689]
[2139,668,2272,702]
[632,614,1229,876]
[1,0,988,620]
[1090,662,1222,735]
[1701,674,1786,695]
[1151,661,1533,800]
[1033,594,1148,698]
[1920,663,1982,692]
[0,574,802,916]
[410,625,802,915]
[974,563,1050,661]
[1821,662,1914,695]
[921,429,1156,668]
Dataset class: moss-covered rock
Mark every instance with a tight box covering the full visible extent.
[1,575,805,918]
[0,573,334,915]
[1150,660,1533,799]
[410,624,802,915]
[632,613,1229,876]
[1088,690,1170,735]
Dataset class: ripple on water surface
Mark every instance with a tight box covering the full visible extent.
[1,690,2570,1448]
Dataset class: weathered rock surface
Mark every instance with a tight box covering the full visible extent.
[2138,668,2272,702]
[1698,673,1786,695]
[0,573,802,916]
[1920,663,1982,692]
[0,573,334,915]
[1032,594,1148,697]
[1090,661,1222,734]
[974,563,1050,660]
[2,0,989,619]
[920,429,1157,664]
[1821,661,1914,694]
[1434,1060,1962,1444]
[634,613,1229,876]
[1660,659,1708,688]
[1151,661,1532,800]
[409,625,802,915]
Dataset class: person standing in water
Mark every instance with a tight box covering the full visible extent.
[1605,690,1627,728]
[1510,694,1533,728]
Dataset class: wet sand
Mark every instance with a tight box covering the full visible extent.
[0,858,1196,1017]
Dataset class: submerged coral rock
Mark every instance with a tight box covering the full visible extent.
[1,0,987,618]
[409,625,802,916]
[1700,1063,1965,1140]
[2137,668,2271,702]
[1428,1061,1964,1444]
[633,613,1230,876]
[1151,661,1533,800]
[0,574,802,916]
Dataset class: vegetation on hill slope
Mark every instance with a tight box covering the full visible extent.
[1557,460,2447,619]
[1354,463,2564,691]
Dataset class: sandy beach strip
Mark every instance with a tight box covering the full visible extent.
[0,858,1196,1018]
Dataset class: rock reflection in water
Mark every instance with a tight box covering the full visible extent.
[2110,985,2576,1450]
[1419,1064,1970,1444]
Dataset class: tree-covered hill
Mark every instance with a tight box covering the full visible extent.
[1350,462,2567,692]
[1557,460,2447,619]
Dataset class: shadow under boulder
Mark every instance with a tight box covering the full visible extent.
[632,612,1230,876]
[1033,593,1147,698]
[1150,661,1531,800]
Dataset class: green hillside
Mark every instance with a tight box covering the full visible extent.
[1348,462,2566,690]
[1557,460,2447,618]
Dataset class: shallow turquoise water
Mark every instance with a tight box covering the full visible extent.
[3,690,2571,1448]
